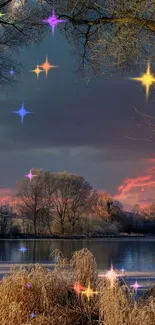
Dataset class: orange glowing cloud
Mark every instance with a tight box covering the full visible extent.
[117,175,153,196]
[114,158,155,210]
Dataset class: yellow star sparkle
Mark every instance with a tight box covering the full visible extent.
[81,282,98,302]
[39,57,57,78]
[31,65,43,79]
[130,62,155,100]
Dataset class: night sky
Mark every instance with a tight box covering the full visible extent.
[0,27,155,210]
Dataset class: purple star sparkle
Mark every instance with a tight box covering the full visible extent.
[131,281,142,293]
[13,102,32,123]
[25,169,36,181]
[26,283,32,289]
[42,8,68,35]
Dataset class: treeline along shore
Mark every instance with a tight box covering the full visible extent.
[0,170,155,238]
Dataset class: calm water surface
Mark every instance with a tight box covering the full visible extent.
[0,238,155,272]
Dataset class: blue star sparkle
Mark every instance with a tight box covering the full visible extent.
[10,69,15,76]
[30,313,35,318]
[19,246,28,253]
[13,102,32,123]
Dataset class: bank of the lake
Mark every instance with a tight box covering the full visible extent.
[0,233,148,240]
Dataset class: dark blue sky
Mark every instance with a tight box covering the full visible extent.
[0,27,155,199]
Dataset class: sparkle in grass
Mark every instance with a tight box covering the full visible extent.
[73,281,98,301]
[99,265,141,294]
[131,281,142,294]
[73,266,142,300]
[99,263,124,288]
[26,283,32,289]
[73,281,85,295]
[81,282,98,302]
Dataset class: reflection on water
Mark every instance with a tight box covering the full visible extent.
[0,238,155,272]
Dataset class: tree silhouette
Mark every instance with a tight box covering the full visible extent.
[1,0,155,84]
[51,171,96,234]
[16,169,58,235]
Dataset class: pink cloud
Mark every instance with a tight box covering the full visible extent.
[114,158,155,211]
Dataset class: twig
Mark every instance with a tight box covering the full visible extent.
[0,0,12,9]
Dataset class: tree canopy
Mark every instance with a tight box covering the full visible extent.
[0,0,155,85]
[50,0,155,75]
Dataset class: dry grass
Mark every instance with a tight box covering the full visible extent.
[0,248,155,325]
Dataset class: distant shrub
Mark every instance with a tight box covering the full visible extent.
[102,222,120,235]
[9,224,21,236]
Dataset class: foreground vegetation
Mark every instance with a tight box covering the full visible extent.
[0,248,155,325]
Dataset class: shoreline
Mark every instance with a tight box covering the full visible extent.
[0,234,155,240]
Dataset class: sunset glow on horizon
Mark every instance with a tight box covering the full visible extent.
[114,158,155,210]
[2,157,155,213]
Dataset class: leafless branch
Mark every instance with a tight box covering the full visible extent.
[1,0,155,83]
[0,0,12,9]
[126,105,155,142]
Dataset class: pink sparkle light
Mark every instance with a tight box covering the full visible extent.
[99,263,125,288]
[26,283,32,289]
[131,281,142,293]
[25,170,36,181]
[42,8,68,35]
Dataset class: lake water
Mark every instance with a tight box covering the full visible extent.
[0,237,155,270]
[1,238,155,295]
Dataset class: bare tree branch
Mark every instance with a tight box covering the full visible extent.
[0,0,12,9]
[43,0,155,76]
[126,105,155,142]
[1,0,155,83]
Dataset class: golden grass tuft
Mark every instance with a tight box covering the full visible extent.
[0,249,155,324]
